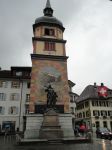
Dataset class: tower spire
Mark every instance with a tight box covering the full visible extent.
[43,0,53,17]
[46,0,51,8]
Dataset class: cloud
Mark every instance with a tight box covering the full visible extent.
[66,0,112,93]
[0,0,112,94]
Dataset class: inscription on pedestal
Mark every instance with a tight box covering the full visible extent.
[35,104,64,114]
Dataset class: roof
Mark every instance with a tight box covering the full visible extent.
[34,0,65,31]
[35,16,63,27]
[11,66,31,71]
[68,80,75,87]
[0,70,11,78]
[76,85,112,103]
[69,91,79,97]
[0,67,31,79]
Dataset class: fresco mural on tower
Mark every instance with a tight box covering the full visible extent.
[37,67,64,103]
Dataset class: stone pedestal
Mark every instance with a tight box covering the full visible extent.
[24,113,74,139]
[24,114,43,139]
[39,109,63,139]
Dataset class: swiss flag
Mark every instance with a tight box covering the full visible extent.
[97,86,108,97]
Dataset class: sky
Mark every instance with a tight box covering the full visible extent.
[0,0,112,94]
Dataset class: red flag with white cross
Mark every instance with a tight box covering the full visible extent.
[97,86,108,97]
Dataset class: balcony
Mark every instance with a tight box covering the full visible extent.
[95,115,99,119]
[103,115,107,119]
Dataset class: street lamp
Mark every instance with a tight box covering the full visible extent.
[16,72,23,132]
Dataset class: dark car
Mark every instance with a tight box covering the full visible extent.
[96,127,112,140]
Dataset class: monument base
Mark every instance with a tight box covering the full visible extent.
[24,114,43,139]
[39,109,63,139]
[24,112,74,139]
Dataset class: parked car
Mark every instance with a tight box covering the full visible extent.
[96,127,112,140]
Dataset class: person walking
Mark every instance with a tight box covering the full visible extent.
[79,123,86,137]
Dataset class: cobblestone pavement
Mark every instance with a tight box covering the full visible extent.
[0,135,112,150]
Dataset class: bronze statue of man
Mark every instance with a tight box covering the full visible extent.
[45,85,58,108]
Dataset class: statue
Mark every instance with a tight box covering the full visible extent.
[45,85,58,108]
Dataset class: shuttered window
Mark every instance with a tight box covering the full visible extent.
[10,93,20,101]
[45,42,55,51]
[9,106,18,115]
[45,28,55,36]
[11,81,20,88]
[0,81,8,88]
[0,107,5,115]
[0,93,6,101]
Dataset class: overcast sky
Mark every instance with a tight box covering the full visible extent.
[0,0,112,94]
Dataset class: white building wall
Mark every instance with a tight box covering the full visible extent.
[90,99,112,132]
[0,79,30,131]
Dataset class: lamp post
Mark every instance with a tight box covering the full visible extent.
[19,79,23,132]
[16,72,23,132]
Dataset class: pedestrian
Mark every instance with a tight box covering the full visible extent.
[74,125,80,137]
[5,127,9,137]
[79,123,86,136]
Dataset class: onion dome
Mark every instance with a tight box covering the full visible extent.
[34,0,65,31]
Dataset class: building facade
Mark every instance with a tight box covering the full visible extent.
[0,67,31,132]
[75,83,112,132]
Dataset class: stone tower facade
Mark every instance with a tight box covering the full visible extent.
[29,0,70,113]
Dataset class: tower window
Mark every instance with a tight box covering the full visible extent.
[45,28,55,36]
[45,42,55,51]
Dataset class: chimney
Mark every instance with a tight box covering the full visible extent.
[94,82,97,88]
[101,83,104,86]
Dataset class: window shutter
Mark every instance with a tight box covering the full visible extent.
[45,42,49,50]
[0,81,2,87]
[110,111,112,116]
[51,43,55,50]
[17,94,20,100]
[45,42,55,51]
[4,94,6,101]
[9,107,11,114]
[16,107,18,114]
[2,107,5,115]
[15,94,18,100]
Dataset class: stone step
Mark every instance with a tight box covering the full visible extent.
[48,139,62,145]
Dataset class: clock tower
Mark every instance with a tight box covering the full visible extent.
[24,0,74,139]
[29,0,70,114]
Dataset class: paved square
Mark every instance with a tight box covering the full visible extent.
[0,136,112,150]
